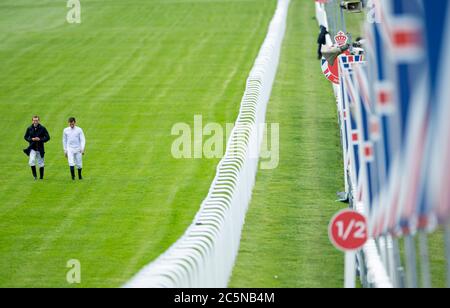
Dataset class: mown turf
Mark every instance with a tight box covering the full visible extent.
[0,0,277,287]
[229,0,346,288]
[344,8,365,39]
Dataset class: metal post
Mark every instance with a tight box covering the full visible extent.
[418,231,432,288]
[386,236,397,287]
[340,5,347,33]
[345,251,356,288]
[327,2,331,33]
[384,235,394,283]
[333,0,339,35]
[356,250,368,287]
[419,231,432,288]
[392,237,405,288]
[379,236,387,270]
[405,235,418,288]
[329,2,334,36]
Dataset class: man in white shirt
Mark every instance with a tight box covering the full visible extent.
[63,117,86,180]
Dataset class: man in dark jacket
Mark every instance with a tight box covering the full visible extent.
[317,25,329,59]
[24,116,51,180]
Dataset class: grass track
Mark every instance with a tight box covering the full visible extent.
[230,0,448,288]
[229,0,347,288]
[0,0,277,287]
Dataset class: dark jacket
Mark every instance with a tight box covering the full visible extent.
[23,124,51,158]
[317,25,329,59]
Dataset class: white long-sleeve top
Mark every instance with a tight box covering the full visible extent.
[63,126,86,152]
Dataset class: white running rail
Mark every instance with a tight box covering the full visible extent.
[125,0,290,288]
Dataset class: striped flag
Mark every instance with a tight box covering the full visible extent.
[427,1,450,225]
[339,55,365,197]
[363,5,403,236]
[358,0,427,236]
[336,0,450,236]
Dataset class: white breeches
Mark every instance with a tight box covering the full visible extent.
[67,150,83,169]
[29,150,45,168]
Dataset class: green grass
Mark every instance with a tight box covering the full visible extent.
[0,0,277,287]
[229,0,346,288]
[344,9,365,40]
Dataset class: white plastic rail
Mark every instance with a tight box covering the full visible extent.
[125,0,290,288]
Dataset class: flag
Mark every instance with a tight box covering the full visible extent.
[336,0,450,237]
[339,55,365,198]
[427,0,450,225]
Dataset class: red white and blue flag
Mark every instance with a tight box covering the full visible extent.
[426,1,450,225]
[337,0,450,237]
[339,55,365,195]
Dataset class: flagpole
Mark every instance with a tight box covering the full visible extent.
[378,236,387,271]
[385,235,396,285]
[333,0,339,36]
[356,250,368,287]
[340,4,347,34]
[345,251,356,288]
[418,231,431,288]
[392,237,405,288]
[404,235,418,288]
[384,236,391,275]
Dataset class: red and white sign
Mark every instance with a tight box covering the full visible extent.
[329,209,368,252]
[321,56,341,84]
[334,31,349,47]
[321,31,350,84]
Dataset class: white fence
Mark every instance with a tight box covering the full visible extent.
[124,0,290,288]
